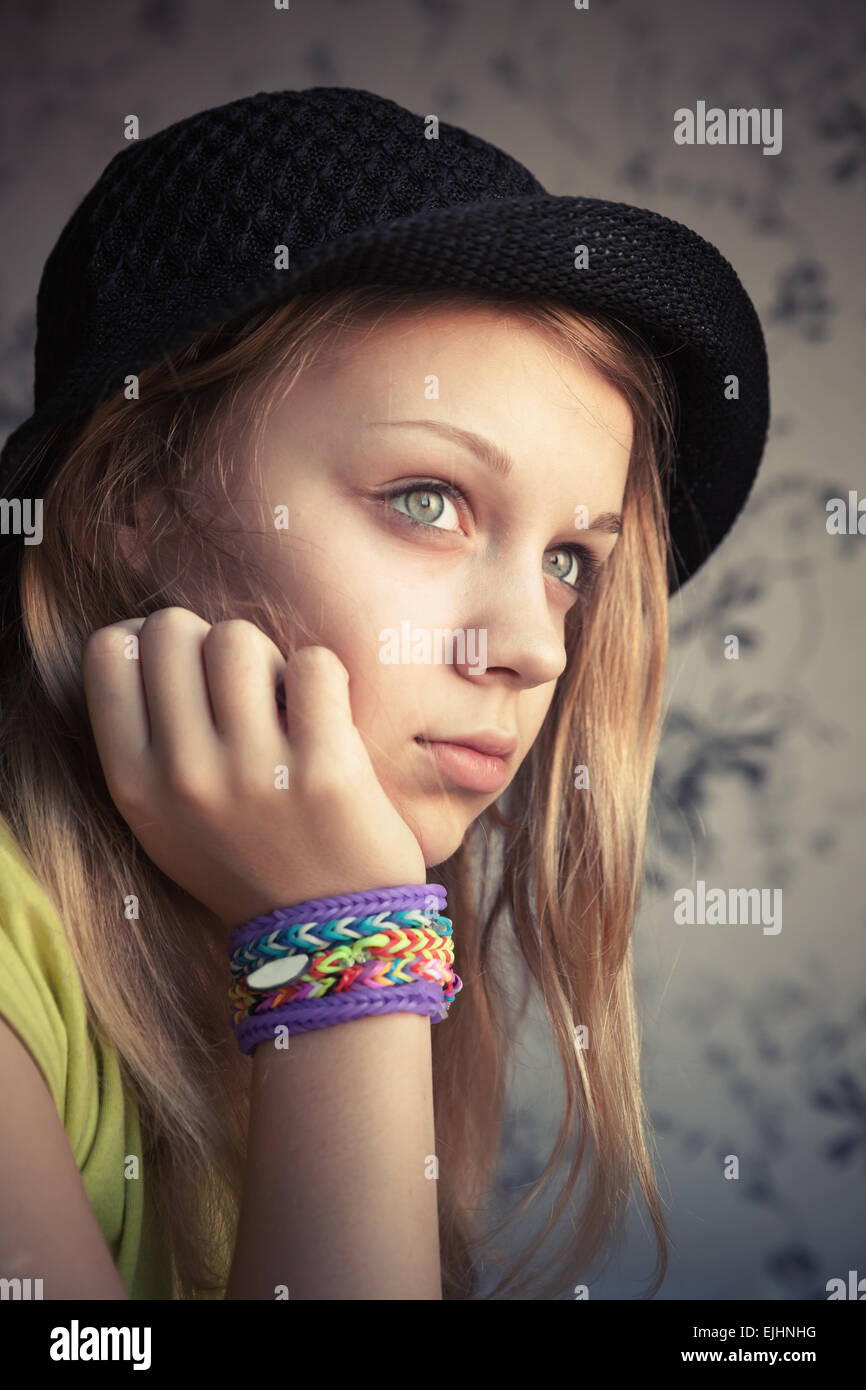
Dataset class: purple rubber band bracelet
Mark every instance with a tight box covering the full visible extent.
[227,883,447,952]
[233,980,448,1053]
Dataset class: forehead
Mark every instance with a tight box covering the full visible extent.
[321,301,634,446]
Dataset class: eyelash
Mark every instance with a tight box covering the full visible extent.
[380,478,603,597]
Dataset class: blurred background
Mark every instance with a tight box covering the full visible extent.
[1,0,864,1300]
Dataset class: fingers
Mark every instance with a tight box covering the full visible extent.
[81,617,151,783]
[282,646,353,771]
[81,611,354,810]
[135,608,222,775]
[201,620,288,750]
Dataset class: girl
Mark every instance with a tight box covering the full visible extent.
[0,87,769,1300]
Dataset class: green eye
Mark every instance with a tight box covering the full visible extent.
[381,478,604,596]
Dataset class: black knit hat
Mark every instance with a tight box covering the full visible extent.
[0,85,770,616]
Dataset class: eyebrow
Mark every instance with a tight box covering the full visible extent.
[366,418,622,535]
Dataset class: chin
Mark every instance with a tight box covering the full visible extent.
[416,813,481,871]
[389,772,493,872]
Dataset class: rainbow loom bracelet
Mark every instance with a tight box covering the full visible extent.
[230,911,460,1020]
[228,908,453,983]
[227,927,459,1015]
[233,980,449,1053]
[227,884,447,952]
[228,885,455,1050]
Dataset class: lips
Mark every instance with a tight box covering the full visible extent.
[414,731,518,759]
[414,737,512,793]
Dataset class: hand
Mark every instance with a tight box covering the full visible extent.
[81,608,427,930]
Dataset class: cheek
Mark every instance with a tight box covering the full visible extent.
[310,550,448,667]
[295,515,435,618]
[273,525,467,742]
[288,573,435,736]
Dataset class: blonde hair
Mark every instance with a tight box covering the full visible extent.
[0,283,677,1299]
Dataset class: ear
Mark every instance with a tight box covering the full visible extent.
[114,520,146,575]
[58,495,150,583]
[103,488,166,582]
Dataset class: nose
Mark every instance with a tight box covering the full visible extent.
[450,546,570,687]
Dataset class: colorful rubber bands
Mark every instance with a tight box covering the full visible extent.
[227,883,461,1053]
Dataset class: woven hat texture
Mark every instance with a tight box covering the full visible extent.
[0,85,770,609]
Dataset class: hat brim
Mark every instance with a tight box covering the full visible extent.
[0,192,770,598]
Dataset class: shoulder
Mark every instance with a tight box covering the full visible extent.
[0,817,85,1118]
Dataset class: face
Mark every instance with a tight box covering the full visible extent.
[236,304,632,868]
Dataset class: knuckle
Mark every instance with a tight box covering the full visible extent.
[160,757,213,808]
[296,755,346,803]
[82,620,139,658]
[291,645,347,680]
[291,644,329,668]
[81,629,115,665]
[204,618,262,648]
[141,606,206,634]
[102,763,151,818]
